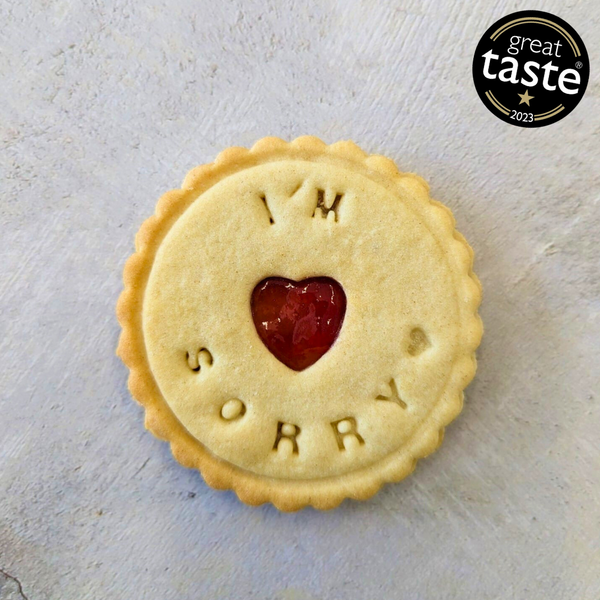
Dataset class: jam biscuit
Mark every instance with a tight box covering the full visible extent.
[117,137,483,511]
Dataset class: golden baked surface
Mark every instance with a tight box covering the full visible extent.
[117,136,482,511]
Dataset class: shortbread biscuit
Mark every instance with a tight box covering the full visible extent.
[117,137,483,511]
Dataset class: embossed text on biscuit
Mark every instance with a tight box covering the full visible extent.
[376,378,407,409]
[259,194,274,224]
[273,421,301,456]
[331,417,364,450]
[407,327,430,356]
[313,189,343,222]
[186,348,213,372]
[220,399,246,421]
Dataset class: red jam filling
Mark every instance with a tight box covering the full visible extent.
[251,277,346,371]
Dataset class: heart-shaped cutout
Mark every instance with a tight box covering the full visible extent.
[251,277,347,371]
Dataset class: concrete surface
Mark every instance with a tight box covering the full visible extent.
[1,0,599,598]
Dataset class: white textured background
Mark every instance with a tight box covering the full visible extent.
[1,0,599,598]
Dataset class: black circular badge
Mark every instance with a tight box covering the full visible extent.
[473,10,589,127]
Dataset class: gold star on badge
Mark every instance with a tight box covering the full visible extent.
[518,90,534,106]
